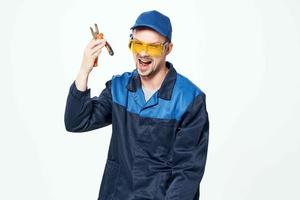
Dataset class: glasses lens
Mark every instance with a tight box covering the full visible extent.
[129,40,164,57]
[132,41,144,53]
[147,44,163,57]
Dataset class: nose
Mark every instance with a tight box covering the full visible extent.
[139,44,150,56]
[137,50,150,57]
[139,51,148,56]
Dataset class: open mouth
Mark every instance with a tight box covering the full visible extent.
[138,58,152,67]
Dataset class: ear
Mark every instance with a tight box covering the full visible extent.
[165,42,173,55]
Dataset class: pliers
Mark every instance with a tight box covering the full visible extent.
[90,23,114,66]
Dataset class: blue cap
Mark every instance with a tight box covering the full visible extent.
[130,10,172,42]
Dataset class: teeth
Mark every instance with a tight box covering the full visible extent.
[139,59,152,65]
[139,58,152,62]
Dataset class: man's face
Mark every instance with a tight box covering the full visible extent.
[131,28,171,77]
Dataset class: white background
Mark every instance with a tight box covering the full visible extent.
[1,0,300,199]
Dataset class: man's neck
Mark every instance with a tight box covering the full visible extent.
[140,63,169,91]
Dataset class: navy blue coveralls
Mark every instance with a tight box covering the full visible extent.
[64,61,209,200]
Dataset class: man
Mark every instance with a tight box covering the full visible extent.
[64,10,209,200]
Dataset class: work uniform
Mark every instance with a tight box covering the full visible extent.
[64,61,209,200]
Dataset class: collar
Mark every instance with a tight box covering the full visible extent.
[127,61,177,100]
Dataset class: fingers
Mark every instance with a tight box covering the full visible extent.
[85,39,106,56]
[81,38,107,70]
[92,47,103,58]
[91,42,105,55]
[87,38,107,49]
[84,39,105,56]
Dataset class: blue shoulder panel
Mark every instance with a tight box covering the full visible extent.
[111,71,203,121]
[139,74,203,121]
[111,71,133,107]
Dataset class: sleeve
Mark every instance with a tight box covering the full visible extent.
[165,92,209,200]
[64,79,113,132]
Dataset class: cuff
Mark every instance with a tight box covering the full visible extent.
[69,80,91,100]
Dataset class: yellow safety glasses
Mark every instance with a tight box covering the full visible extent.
[128,39,169,57]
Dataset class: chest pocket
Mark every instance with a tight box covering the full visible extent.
[137,118,178,161]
